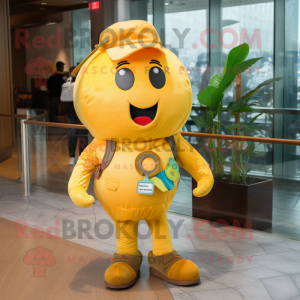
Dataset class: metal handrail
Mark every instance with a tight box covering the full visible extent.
[181,132,300,146]
[192,106,300,115]
[0,114,26,118]
[27,109,48,120]
[24,120,85,129]
[24,120,300,145]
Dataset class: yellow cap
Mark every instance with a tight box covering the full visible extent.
[100,20,166,60]
[71,20,166,75]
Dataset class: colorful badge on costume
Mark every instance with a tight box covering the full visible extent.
[135,151,161,195]
[150,157,180,192]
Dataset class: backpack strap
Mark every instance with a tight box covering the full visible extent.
[95,140,116,179]
[166,136,177,162]
[95,136,177,179]
[101,140,116,171]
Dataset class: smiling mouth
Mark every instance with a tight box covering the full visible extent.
[130,102,158,126]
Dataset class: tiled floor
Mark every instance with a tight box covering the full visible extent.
[1,176,300,299]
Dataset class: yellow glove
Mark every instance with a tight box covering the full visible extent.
[68,139,104,208]
[69,186,94,208]
[192,169,213,197]
[174,133,214,197]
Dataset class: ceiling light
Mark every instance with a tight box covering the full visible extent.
[165,3,169,5]
[41,3,47,4]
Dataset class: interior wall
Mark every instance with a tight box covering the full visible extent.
[24,11,73,92]
[0,0,13,163]
[11,29,27,91]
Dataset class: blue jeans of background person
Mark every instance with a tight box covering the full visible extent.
[65,114,88,158]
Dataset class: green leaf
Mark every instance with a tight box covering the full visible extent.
[247,113,262,126]
[219,57,262,91]
[248,101,260,107]
[214,120,224,127]
[244,124,259,131]
[197,86,224,111]
[256,77,286,90]
[190,116,207,128]
[247,141,255,153]
[231,106,260,114]
[204,111,214,128]
[242,77,287,103]
[223,43,249,76]
[226,123,241,131]
[208,74,222,88]
[227,99,260,116]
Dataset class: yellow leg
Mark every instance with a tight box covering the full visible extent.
[115,220,138,254]
[104,220,141,288]
[147,212,200,284]
[146,212,173,256]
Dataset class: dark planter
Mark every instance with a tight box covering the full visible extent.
[192,178,273,230]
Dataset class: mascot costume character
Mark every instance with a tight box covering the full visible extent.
[69,20,214,289]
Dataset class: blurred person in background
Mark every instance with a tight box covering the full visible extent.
[47,61,66,122]
[65,66,88,166]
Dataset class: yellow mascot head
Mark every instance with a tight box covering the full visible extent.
[73,20,192,141]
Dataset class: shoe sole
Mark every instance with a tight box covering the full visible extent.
[105,271,140,289]
[150,267,200,286]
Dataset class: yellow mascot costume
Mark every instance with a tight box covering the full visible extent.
[69,20,214,289]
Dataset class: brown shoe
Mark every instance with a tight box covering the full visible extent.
[105,251,143,289]
[148,250,200,286]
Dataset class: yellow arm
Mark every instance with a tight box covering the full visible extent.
[68,138,104,208]
[174,133,214,197]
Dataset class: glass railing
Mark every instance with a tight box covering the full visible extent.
[0,114,24,180]
[0,109,48,184]
[26,120,93,196]
[1,114,300,241]
[170,132,300,241]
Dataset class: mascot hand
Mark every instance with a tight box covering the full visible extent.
[193,170,214,197]
[69,186,94,208]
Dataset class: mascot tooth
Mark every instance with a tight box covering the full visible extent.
[69,20,214,289]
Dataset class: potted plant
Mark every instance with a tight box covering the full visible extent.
[191,43,284,230]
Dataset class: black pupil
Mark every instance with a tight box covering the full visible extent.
[115,68,134,90]
[149,66,166,89]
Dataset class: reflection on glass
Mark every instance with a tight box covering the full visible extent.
[72,8,91,66]
[170,135,300,241]
[165,1,209,104]
[221,0,274,107]
[147,0,153,23]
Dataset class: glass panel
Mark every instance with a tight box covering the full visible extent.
[29,123,90,194]
[285,0,299,109]
[0,116,22,180]
[170,134,300,241]
[72,8,91,66]
[221,0,274,107]
[147,0,153,23]
[169,166,193,216]
[127,0,152,21]
[283,0,300,178]
[165,0,209,105]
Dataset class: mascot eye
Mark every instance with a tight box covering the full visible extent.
[115,68,134,90]
[149,67,166,89]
